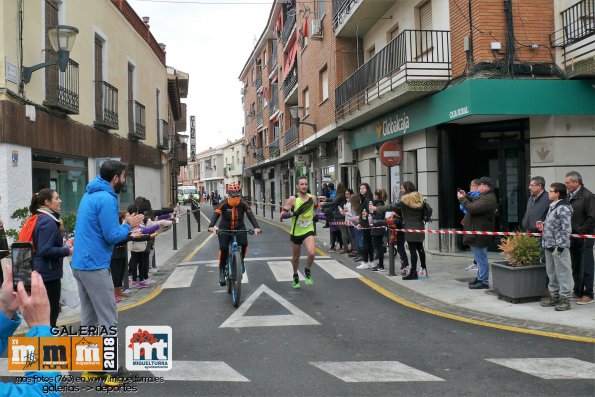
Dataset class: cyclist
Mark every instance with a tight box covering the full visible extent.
[208,182,261,286]
[280,175,318,289]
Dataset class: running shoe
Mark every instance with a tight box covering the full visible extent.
[104,367,135,387]
[138,280,150,288]
[82,371,106,381]
[305,271,313,286]
[292,275,301,289]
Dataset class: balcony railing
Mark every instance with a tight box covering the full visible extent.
[256,110,264,128]
[332,0,354,29]
[128,100,146,140]
[254,148,264,162]
[94,81,118,130]
[269,84,279,116]
[550,0,594,71]
[255,70,263,90]
[269,138,280,158]
[281,13,296,47]
[269,41,278,75]
[282,65,298,98]
[335,29,451,118]
[43,56,79,114]
[283,125,298,150]
[157,119,169,150]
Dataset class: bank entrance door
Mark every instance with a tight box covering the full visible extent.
[439,120,529,237]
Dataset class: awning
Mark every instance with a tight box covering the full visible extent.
[282,41,298,81]
[350,79,595,149]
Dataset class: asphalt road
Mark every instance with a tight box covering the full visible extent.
[3,205,593,396]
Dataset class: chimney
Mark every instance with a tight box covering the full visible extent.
[159,43,166,52]
[142,16,150,25]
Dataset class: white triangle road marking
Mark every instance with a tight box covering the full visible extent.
[219,284,320,328]
[309,361,445,382]
[158,360,250,382]
[314,259,361,279]
[267,261,304,282]
[486,358,595,379]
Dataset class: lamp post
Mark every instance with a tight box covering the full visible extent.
[289,106,316,131]
[22,25,79,84]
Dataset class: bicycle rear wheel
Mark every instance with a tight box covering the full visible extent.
[230,251,242,307]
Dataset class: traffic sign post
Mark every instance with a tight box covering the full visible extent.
[379,141,402,167]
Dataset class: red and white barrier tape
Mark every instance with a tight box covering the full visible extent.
[328,221,595,239]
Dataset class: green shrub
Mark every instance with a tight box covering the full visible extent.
[498,234,541,267]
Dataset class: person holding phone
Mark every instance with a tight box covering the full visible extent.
[0,265,60,396]
[30,188,72,328]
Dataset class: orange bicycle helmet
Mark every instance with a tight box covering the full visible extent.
[226,182,241,197]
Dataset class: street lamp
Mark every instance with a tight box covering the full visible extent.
[289,106,316,131]
[22,25,79,84]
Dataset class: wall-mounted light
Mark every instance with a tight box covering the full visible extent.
[289,106,316,131]
[22,25,79,84]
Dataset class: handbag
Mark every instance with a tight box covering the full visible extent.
[60,259,80,308]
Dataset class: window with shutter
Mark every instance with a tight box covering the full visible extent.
[417,1,433,58]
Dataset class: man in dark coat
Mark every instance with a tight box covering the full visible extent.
[565,171,595,305]
[522,176,551,233]
[457,176,498,289]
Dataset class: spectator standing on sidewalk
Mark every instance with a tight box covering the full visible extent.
[457,176,497,289]
[72,160,143,382]
[29,188,72,328]
[564,171,595,305]
[460,179,480,271]
[369,188,387,272]
[539,183,573,311]
[522,176,551,233]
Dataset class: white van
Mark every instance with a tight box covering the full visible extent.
[177,185,198,204]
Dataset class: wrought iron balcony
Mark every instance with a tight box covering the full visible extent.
[282,65,298,98]
[281,13,296,47]
[254,147,264,162]
[335,29,451,119]
[128,100,146,140]
[255,70,263,90]
[157,119,169,150]
[256,110,264,128]
[269,84,279,116]
[283,125,298,150]
[94,81,118,130]
[550,0,594,77]
[43,56,79,114]
[269,138,280,158]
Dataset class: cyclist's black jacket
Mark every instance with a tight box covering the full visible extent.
[209,199,260,230]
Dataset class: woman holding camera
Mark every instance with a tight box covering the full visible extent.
[30,188,72,328]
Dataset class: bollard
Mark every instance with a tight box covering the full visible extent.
[255,200,258,215]
[187,209,192,239]
[172,220,178,250]
[197,207,201,232]
[388,229,395,276]
[270,200,274,219]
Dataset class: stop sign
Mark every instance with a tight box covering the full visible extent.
[379,141,402,167]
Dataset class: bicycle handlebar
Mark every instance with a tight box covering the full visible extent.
[216,229,257,236]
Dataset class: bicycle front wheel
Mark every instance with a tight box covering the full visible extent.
[230,251,242,307]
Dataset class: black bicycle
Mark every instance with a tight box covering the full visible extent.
[216,229,255,307]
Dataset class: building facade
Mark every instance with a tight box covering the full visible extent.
[241,0,594,252]
[0,0,187,230]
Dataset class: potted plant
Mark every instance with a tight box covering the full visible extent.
[490,234,546,303]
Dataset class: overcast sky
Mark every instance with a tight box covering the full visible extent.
[128,0,273,152]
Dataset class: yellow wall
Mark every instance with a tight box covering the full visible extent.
[0,0,168,149]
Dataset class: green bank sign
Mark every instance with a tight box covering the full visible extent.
[350,79,594,149]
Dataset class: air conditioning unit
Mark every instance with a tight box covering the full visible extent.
[317,143,328,158]
[337,132,353,164]
[311,19,323,39]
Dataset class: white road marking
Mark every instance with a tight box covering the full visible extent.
[159,361,250,382]
[486,358,595,379]
[179,256,330,267]
[309,361,445,382]
[161,266,198,289]
[267,261,304,281]
[220,284,320,328]
[314,260,361,279]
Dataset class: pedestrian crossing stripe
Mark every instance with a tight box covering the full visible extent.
[314,260,361,279]
[486,358,595,379]
[158,361,250,382]
[162,266,198,289]
[309,361,445,382]
[219,284,320,328]
[267,261,304,281]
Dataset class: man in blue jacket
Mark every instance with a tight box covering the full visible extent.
[0,265,60,396]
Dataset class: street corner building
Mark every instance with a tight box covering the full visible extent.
[238,0,594,252]
[0,0,190,229]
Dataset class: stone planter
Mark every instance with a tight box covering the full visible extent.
[490,261,547,303]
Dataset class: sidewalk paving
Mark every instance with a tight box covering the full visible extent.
[255,214,595,340]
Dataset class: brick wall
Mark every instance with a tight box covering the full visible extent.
[449,0,554,77]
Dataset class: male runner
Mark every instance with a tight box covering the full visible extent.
[280,176,318,288]
[208,182,261,286]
